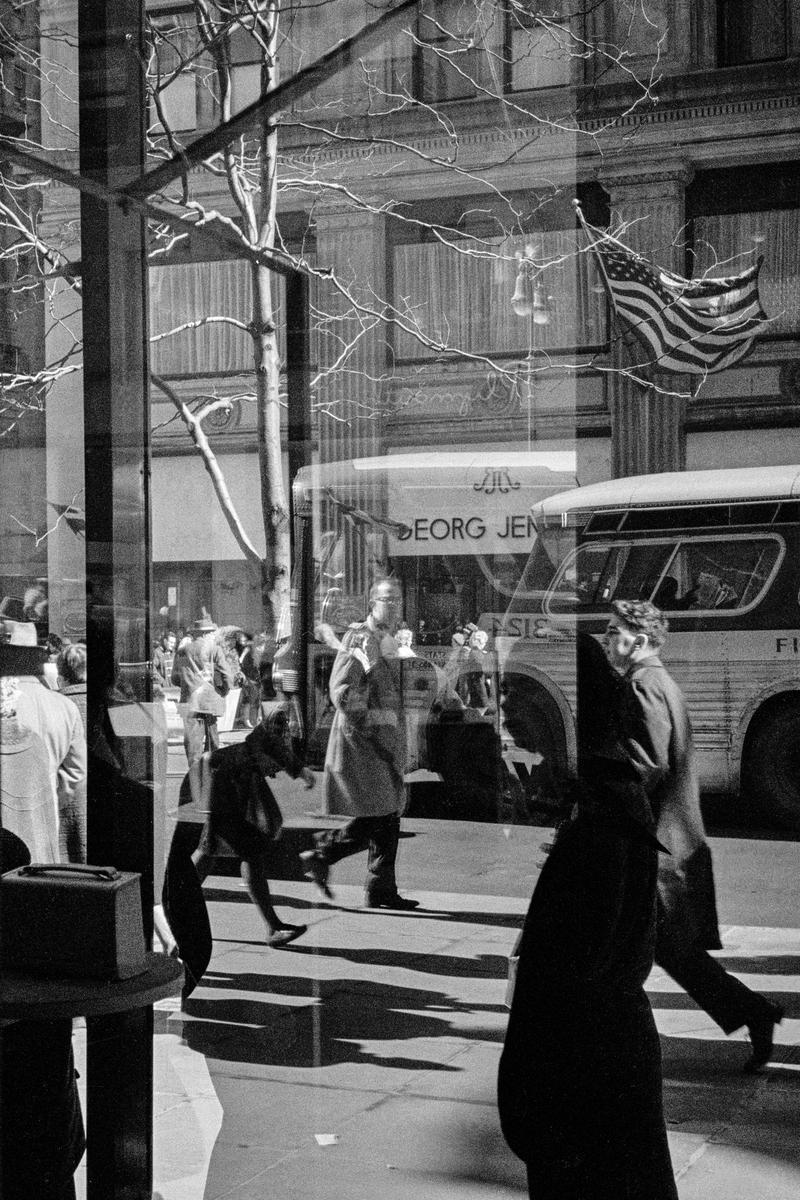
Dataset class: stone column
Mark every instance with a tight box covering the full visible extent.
[598,159,694,478]
[313,204,388,591]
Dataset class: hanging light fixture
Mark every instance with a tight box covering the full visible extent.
[531,280,552,326]
[511,260,533,317]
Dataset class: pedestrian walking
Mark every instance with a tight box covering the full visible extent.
[300,577,419,910]
[151,630,176,695]
[498,633,678,1200]
[1,619,86,863]
[57,641,87,730]
[189,710,315,948]
[171,616,236,768]
[606,599,783,1071]
[233,629,261,728]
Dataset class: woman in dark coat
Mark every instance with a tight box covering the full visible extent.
[163,711,315,997]
[498,635,678,1200]
[192,711,314,946]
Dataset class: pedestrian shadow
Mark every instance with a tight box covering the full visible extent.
[716,955,800,975]
[288,903,526,930]
[178,974,505,1070]
[201,884,254,904]
[285,942,510,979]
[202,887,527,932]
[648,987,799,1018]
[660,1030,800,1082]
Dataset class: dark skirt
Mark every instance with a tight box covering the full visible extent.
[1,1019,85,1199]
[499,989,677,1200]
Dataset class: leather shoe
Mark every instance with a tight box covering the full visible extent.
[267,923,307,948]
[299,850,333,899]
[365,894,419,911]
[744,1000,784,1072]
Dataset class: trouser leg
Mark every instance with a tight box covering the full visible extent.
[183,712,205,768]
[364,813,401,902]
[655,922,769,1035]
[240,854,280,934]
[316,817,371,865]
[203,715,220,753]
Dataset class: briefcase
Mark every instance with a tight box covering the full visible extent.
[0,863,146,980]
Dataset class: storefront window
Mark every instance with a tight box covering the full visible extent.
[2,3,799,1198]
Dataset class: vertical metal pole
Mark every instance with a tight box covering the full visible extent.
[527,308,534,449]
[79,2,154,1196]
[285,268,312,743]
[285,269,312,522]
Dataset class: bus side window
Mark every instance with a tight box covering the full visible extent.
[548,541,675,613]
[670,538,782,613]
[612,542,675,604]
[653,575,680,608]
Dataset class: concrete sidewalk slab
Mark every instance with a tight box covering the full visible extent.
[73,821,800,1199]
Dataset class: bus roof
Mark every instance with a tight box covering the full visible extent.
[531,465,800,519]
[294,450,577,490]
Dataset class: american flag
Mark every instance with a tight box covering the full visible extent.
[582,219,768,376]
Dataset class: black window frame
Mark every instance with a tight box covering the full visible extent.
[502,1,572,93]
[717,0,790,66]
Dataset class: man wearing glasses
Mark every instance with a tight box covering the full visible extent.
[605,599,782,1072]
[301,577,419,910]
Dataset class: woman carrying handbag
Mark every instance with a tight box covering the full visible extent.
[163,708,315,999]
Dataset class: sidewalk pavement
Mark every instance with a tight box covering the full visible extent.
[77,814,800,1200]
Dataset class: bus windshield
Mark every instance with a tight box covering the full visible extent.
[506,523,575,610]
[293,451,578,645]
[274,451,578,783]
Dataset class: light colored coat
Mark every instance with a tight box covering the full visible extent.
[171,634,235,705]
[14,676,87,863]
[625,655,721,949]
[323,622,406,819]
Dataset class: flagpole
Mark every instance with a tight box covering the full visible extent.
[572,198,618,316]
[572,197,644,375]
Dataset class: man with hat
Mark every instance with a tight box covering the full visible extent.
[300,577,419,910]
[171,615,236,767]
[0,619,86,863]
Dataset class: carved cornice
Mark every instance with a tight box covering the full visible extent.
[278,86,800,172]
[579,90,800,136]
[687,391,800,432]
[598,157,694,196]
[312,202,388,237]
[385,405,609,446]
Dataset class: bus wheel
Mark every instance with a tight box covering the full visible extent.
[742,699,800,832]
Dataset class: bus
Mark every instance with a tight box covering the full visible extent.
[497,464,800,830]
[272,450,577,816]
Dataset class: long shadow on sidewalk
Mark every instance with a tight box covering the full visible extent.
[203,885,527,930]
[281,943,510,978]
[179,975,505,1070]
[648,987,798,1017]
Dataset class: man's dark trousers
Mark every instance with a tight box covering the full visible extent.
[654,903,771,1034]
[316,813,400,901]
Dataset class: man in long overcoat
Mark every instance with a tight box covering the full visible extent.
[300,578,419,909]
[606,599,783,1071]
